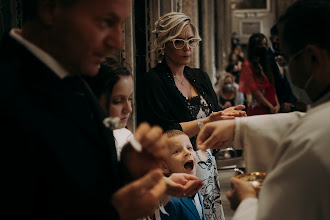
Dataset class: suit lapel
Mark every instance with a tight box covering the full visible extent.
[180,197,200,220]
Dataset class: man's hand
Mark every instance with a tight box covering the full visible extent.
[112,169,167,220]
[121,123,169,179]
[196,119,236,151]
[165,173,204,197]
[226,177,257,210]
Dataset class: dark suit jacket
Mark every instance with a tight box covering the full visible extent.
[157,192,206,220]
[0,34,121,219]
[267,48,297,110]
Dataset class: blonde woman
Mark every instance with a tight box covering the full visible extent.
[139,12,245,220]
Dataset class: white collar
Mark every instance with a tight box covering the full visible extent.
[10,28,70,79]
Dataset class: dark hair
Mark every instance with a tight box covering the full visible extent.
[278,0,330,54]
[22,0,79,23]
[247,33,273,83]
[270,24,278,36]
[84,58,132,117]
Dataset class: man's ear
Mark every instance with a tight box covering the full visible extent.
[37,0,57,27]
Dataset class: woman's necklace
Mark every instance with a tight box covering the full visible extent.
[174,75,185,85]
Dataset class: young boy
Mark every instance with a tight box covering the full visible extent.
[156,130,206,220]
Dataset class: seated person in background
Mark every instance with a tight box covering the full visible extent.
[225,51,242,84]
[156,130,206,220]
[85,58,133,159]
[216,73,244,109]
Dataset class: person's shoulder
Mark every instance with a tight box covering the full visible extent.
[187,66,209,80]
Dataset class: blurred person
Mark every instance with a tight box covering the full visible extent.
[231,32,240,51]
[196,1,330,219]
[0,0,176,219]
[239,33,280,115]
[216,73,244,109]
[268,23,297,113]
[225,51,242,84]
[138,12,246,220]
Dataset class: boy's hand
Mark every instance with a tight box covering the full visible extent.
[165,173,204,197]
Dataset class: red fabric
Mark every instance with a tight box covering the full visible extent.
[239,59,276,116]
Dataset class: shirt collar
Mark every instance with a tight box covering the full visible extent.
[10,28,70,79]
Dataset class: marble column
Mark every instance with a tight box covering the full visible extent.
[182,0,200,68]
[200,0,216,84]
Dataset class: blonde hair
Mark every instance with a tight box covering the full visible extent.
[152,12,201,61]
[218,73,236,95]
[164,129,187,139]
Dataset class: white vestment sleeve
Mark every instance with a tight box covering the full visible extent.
[232,198,258,220]
[233,112,305,172]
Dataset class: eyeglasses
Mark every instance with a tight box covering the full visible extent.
[286,48,305,66]
[170,38,200,49]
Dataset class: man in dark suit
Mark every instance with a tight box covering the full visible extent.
[0,0,195,219]
[268,24,297,113]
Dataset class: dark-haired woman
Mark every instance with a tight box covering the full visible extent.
[85,58,133,159]
[239,33,280,116]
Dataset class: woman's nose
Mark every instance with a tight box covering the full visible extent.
[123,101,132,114]
[183,41,191,50]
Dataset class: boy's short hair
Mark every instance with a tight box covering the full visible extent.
[164,130,187,139]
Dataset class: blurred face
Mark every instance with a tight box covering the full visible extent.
[163,135,197,176]
[224,76,233,85]
[109,76,133,128]
[164,25,195,67]
[47,0,131,76]
[259,38,267,48]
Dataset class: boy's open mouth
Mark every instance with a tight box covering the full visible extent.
[184,160,194,171]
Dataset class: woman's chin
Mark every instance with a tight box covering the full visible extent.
[118,122,127,129]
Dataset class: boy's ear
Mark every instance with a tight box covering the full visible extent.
[161,163,170,176]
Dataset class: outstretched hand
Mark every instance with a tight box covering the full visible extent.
[222,105,247,117]
[196,119,236,151]
[207,105,246,124]
[165,173,204,198]
[112,169,167,220]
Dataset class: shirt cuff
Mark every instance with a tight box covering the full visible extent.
[233,117,245,150]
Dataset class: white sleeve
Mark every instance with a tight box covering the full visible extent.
[232,198,258,220]
[233,112,305,172]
